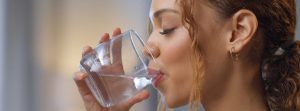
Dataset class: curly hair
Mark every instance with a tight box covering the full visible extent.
[180,0,300,111]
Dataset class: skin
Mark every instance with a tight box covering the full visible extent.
[74,0,271,111]
[184,1,269,111]
[147,0,193,108]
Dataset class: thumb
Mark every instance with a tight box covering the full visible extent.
[127,90,150,106]
[111,90,150,111]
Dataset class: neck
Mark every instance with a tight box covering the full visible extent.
[202,62,269,111]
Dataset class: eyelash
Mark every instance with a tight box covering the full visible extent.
[159,28,175,35]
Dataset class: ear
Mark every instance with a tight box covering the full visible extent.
[227,9,258,53]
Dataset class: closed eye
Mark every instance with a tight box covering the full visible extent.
[159,28,175,35]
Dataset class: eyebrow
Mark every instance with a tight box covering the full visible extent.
[153,8,179,18]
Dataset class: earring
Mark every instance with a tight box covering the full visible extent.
[230,47,240,61]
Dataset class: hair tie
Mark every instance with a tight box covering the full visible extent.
[273,40,296,56]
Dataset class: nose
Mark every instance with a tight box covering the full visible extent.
[144,42,160,71]
[143,33,161,71]
[143,43,160,59]
[143,37,160,60]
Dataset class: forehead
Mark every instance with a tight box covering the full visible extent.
[150,0,180,17]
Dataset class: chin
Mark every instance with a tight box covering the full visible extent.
[165,95,188,108]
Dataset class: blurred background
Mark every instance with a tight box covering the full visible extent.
[0,0,299,111]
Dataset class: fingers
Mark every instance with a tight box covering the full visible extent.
[97,28,122,65]
[124,90,150,107]
[98,33,110,44]
[74,72,148,111]
[129,90,150,104]
[73,72,91,98]
[73,72,105,110]
[82,46,93,57]
[110,90,150,111]
[76,28,125,111]
[98,27,121,44]
[111,27,123,65]
[112,27,122,37]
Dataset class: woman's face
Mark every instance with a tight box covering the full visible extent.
[147,0,194,108]
[149,0,233,108]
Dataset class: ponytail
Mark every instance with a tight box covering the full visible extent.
[263,41,300,111]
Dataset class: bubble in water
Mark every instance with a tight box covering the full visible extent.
[133,77,151,90]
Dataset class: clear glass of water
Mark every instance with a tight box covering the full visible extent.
[79,29,155,108]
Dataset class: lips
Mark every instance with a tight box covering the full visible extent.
[148,68,164,87]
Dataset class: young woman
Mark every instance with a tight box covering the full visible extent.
[74,0,300,111]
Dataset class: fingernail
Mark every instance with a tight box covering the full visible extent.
[102,33,109,37]
[100,33,109,43]
[81,46,89,53]
[79,73,84,79]
[73,72,81,80]
[77,73,87,80]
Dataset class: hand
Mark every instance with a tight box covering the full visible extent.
[74,28,150,111]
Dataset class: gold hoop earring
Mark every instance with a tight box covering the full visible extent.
[230,47,240,61]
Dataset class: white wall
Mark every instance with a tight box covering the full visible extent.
[3,0,35,110]
[0,0,5,111]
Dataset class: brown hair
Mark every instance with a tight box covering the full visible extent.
[179,0,300,111]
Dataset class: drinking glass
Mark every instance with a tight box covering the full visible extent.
[79,29,155,108]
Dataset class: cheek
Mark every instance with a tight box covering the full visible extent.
[159,28,194,107]
[161,28,192,66]
[203,31,229,72]
[163,34,193,87]
[195,24,232,97]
